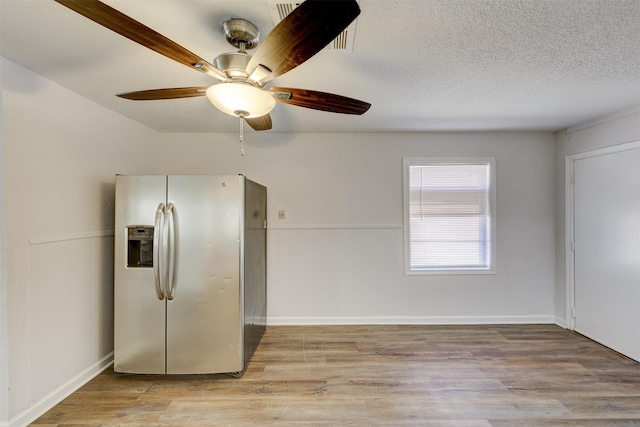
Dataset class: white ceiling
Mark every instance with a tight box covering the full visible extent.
[1,0,639,134]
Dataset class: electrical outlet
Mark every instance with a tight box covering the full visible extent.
[278,210,286,219]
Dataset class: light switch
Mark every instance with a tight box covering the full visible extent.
[278,210,286,219]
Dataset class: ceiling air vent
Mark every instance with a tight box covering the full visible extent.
[268,0,358,52]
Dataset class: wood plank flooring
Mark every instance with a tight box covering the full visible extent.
[32,324,640,426]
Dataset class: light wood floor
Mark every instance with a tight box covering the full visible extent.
[33,324,640,426]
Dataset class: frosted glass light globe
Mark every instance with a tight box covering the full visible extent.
[206,83,276,118]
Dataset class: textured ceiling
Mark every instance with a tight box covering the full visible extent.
[1,0,639,133]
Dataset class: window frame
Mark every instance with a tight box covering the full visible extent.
[403,157,497,275]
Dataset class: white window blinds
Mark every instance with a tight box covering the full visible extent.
[403,158,496,274]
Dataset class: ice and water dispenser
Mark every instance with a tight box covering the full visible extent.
[126,226,154,268]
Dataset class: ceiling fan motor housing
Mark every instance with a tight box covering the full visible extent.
[213,52,252,80]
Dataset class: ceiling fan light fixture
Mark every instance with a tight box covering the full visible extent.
[206,83,276,118]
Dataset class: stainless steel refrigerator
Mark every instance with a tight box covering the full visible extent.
[114,175,267,375]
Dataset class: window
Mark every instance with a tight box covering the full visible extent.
[403,157,496,274]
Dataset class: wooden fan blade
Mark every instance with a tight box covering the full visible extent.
[117,87,208,101]
[270,87,370,115]
[246,0,360,82]
[246,114,273,131]
[54,0,227,81]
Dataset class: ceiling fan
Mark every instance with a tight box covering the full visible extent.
[53,0,371,131]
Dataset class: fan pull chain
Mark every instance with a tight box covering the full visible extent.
[239,116,245,156]
[235,110,249,157]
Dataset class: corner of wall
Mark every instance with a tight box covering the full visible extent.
[0,89,10,426]
[553,129,569,327]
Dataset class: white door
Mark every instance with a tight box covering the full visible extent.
[573,143,640,362]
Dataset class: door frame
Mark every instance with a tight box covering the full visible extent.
[565,140,640,331]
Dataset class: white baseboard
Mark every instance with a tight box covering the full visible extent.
[9,352,113,427]
[267,315,556,326]
[555,316,567,329]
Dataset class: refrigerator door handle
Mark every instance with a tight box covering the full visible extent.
[153,203,166,300]
[162,203,175,300]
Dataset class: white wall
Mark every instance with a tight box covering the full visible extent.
[0,57,163,426]
[1,90,10,426]
[162,131,556,324]
[554,106,640,326]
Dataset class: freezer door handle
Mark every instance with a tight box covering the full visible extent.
[153,203,166,300]
[164,203,176,300]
